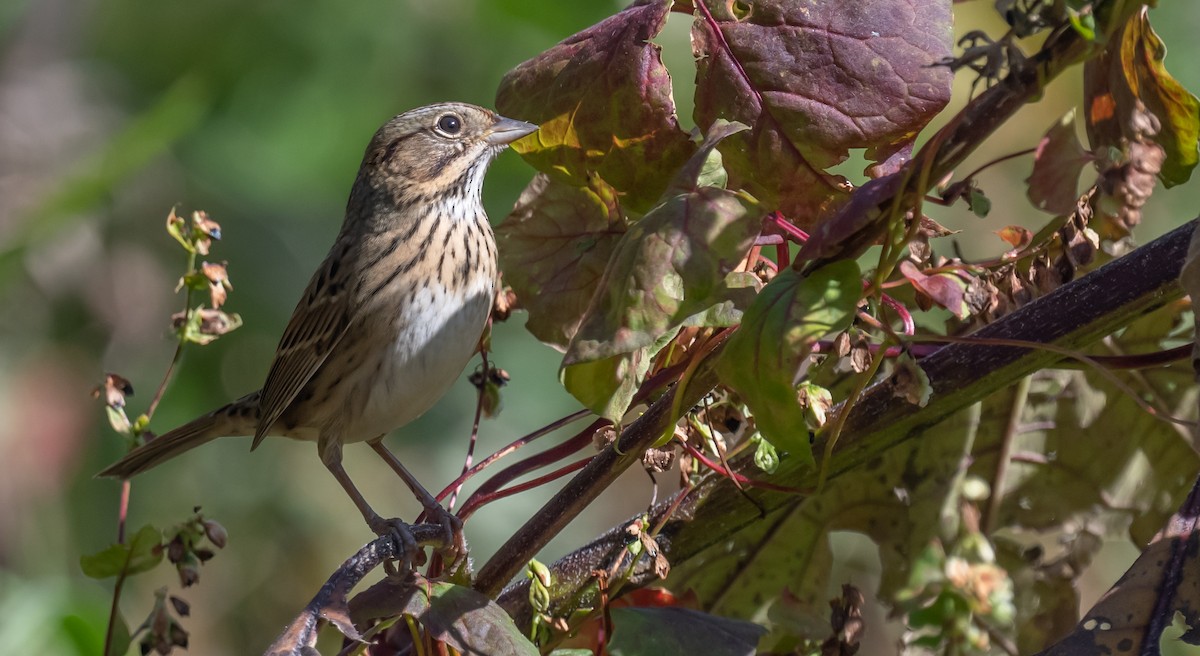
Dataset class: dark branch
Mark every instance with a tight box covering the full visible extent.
[495,218,1197,626]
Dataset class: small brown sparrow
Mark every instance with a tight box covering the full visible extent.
[100,103,537,554]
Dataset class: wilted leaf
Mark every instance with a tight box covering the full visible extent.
[717,261,861,464]
[608,607,766,656]
[891,351,932,407]
[1096,110,1166,235]
[996,225,1033,251]
[200,261,231,309]
[80,524,163,579]
[822,584,866,656]
[93,373,133,409]
[692,0,953,224]
[497,173,628,350]
[496,0,695,212]
[1084,7,1200,187]
[1027,111,1097,215]
[173,307,243,345]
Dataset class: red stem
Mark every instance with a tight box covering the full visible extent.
[458,457,594,521]
[680,441,810,495]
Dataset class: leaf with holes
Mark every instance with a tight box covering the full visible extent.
[496,0,695,213]
[692,0,953,225]
[718,261,861,463]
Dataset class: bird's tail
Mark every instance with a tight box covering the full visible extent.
[97,394,258,479]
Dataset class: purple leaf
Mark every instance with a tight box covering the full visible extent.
[497,173,628,350]
[692,0,953,225]
[1027,111,1096,215]
[496,0,696,213]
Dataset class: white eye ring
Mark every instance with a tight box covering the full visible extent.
[435,114,462,136]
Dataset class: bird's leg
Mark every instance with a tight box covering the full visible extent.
[368,438,466,561]
[318,436,419,569]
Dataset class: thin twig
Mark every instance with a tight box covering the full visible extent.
[982,375,1030,534]
[450,350,490,512]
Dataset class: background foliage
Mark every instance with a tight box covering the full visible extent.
[3,1,1200,654]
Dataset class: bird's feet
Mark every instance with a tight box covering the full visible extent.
[367,515,423,571]
[420,503,467,567]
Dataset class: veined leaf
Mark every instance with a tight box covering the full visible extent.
[718,261,861,464]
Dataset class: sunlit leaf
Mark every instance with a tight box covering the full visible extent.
[560,126,762,419]
[1084,7,1200,187]
[496,0,695,212]
[667,402,980,649]
[717,261,861,464]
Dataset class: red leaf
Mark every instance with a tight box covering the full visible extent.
[899,260,967,318]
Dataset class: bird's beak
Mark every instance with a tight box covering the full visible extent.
[486,116,538,145]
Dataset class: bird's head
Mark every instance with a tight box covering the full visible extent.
[361,102,537,201]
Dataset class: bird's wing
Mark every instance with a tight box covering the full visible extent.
[253,252,355,448]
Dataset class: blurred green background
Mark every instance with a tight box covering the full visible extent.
[2,1,1199,654]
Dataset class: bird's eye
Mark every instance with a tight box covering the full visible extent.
[436,114,462,135]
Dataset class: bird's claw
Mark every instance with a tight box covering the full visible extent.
[423,504,467,566]
[368,516,424,572]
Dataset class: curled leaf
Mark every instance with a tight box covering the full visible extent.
[1084,7,1199,187]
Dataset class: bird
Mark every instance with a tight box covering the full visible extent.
[100,102,538,557]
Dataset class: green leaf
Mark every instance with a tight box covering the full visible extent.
[560,350,652,428]
[968,188,991,217]
[666,404,979,650]
[80,524,162,580]
[1119,10,1200,187]
[1084,8,1200,187]
[561,186,760,418]
[558,123,763,419]
[717,261,861,464]
[608,607,766,656]
[752,434,779,474]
